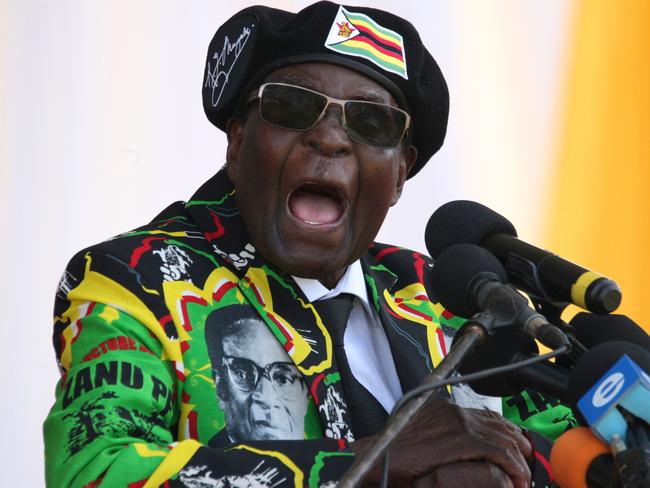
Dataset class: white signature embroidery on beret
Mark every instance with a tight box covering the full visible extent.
[205,24,254,108]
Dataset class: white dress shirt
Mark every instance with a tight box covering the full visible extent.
[293,260,403,413]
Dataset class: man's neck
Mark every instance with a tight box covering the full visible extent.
[318,269,347,290]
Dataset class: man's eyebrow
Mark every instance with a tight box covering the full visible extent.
[267,73,392,104]
[354,93,388,103]
[271,73,314,88]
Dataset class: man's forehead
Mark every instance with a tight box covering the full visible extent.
[222,322,289,363]
[222,319,262,344]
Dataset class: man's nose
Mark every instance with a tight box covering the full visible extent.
[303,105,352,158]
[251,373,280,404]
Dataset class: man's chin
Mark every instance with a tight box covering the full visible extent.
[251,425,288,440]
[268,225,357,278]
[268,246,353,286]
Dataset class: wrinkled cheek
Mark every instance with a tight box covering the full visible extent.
[286,392,309,433]
[242,123,293,168]
[238,403,258,438]
[359,198,392,236]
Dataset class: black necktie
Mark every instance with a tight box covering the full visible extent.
[313,294,388,439]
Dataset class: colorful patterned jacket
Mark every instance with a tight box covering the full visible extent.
[44,168,572,487]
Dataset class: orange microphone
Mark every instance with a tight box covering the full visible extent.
[550,427,617,488]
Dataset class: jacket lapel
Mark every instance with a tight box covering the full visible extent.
[361,253,449,395]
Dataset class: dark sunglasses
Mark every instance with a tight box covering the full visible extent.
[248,82,411,148]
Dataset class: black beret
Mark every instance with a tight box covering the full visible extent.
[202,1,449,178]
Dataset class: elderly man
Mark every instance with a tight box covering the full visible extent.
[45,2,557,487]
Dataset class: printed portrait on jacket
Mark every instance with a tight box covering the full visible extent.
[205,305,310,446]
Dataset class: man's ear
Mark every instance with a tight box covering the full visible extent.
[213,370,228,409]
[391,144,418,206]
[226,118,244,184]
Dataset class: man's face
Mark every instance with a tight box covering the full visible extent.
[227,63,417,288]
[216,320,308,441]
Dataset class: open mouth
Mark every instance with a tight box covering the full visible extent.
[252,418,273,428]
[288,183,347,225]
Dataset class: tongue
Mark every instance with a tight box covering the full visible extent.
[289,189,343,224]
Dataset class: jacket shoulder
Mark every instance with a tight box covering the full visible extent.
[81,200,195,258]
[368,242,433,265]
[367,241,433,286]
[56,199,215,310]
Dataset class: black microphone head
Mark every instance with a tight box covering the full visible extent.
[425,200,517,259]
[569,312,650,351]
[567,341,650,424]
[457,328,539,396]
[430,243,508,318]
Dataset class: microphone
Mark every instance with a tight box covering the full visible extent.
[550,426,618,488]
[551,428,650,488]
[570,312,650,352]
[455,327,570,402]
[429,242,569,349]
[425,200,622,314]
[457,313,650,402]
[567,342,650,487]
[554,312,650,368]
[568,341,650,442]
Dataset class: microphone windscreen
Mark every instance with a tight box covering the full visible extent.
[550,426,610,488]
[425,200,517,258]
[567,341,650,423]
[457,328,538,396]
[430,243,508,318]
[570,312,650,351]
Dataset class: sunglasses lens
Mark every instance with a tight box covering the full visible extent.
[345,102,407,147]
[260,84,326,130]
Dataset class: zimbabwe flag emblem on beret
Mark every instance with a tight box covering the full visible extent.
[324,6,408,79]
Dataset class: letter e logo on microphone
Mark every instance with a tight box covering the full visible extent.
[578,355,650,443]
[591,372,625,408]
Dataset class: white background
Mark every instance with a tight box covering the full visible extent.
[0,1,573,485]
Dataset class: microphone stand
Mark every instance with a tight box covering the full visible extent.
[337,321,490,487]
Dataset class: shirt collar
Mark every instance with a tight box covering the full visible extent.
[292,260,370,309]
